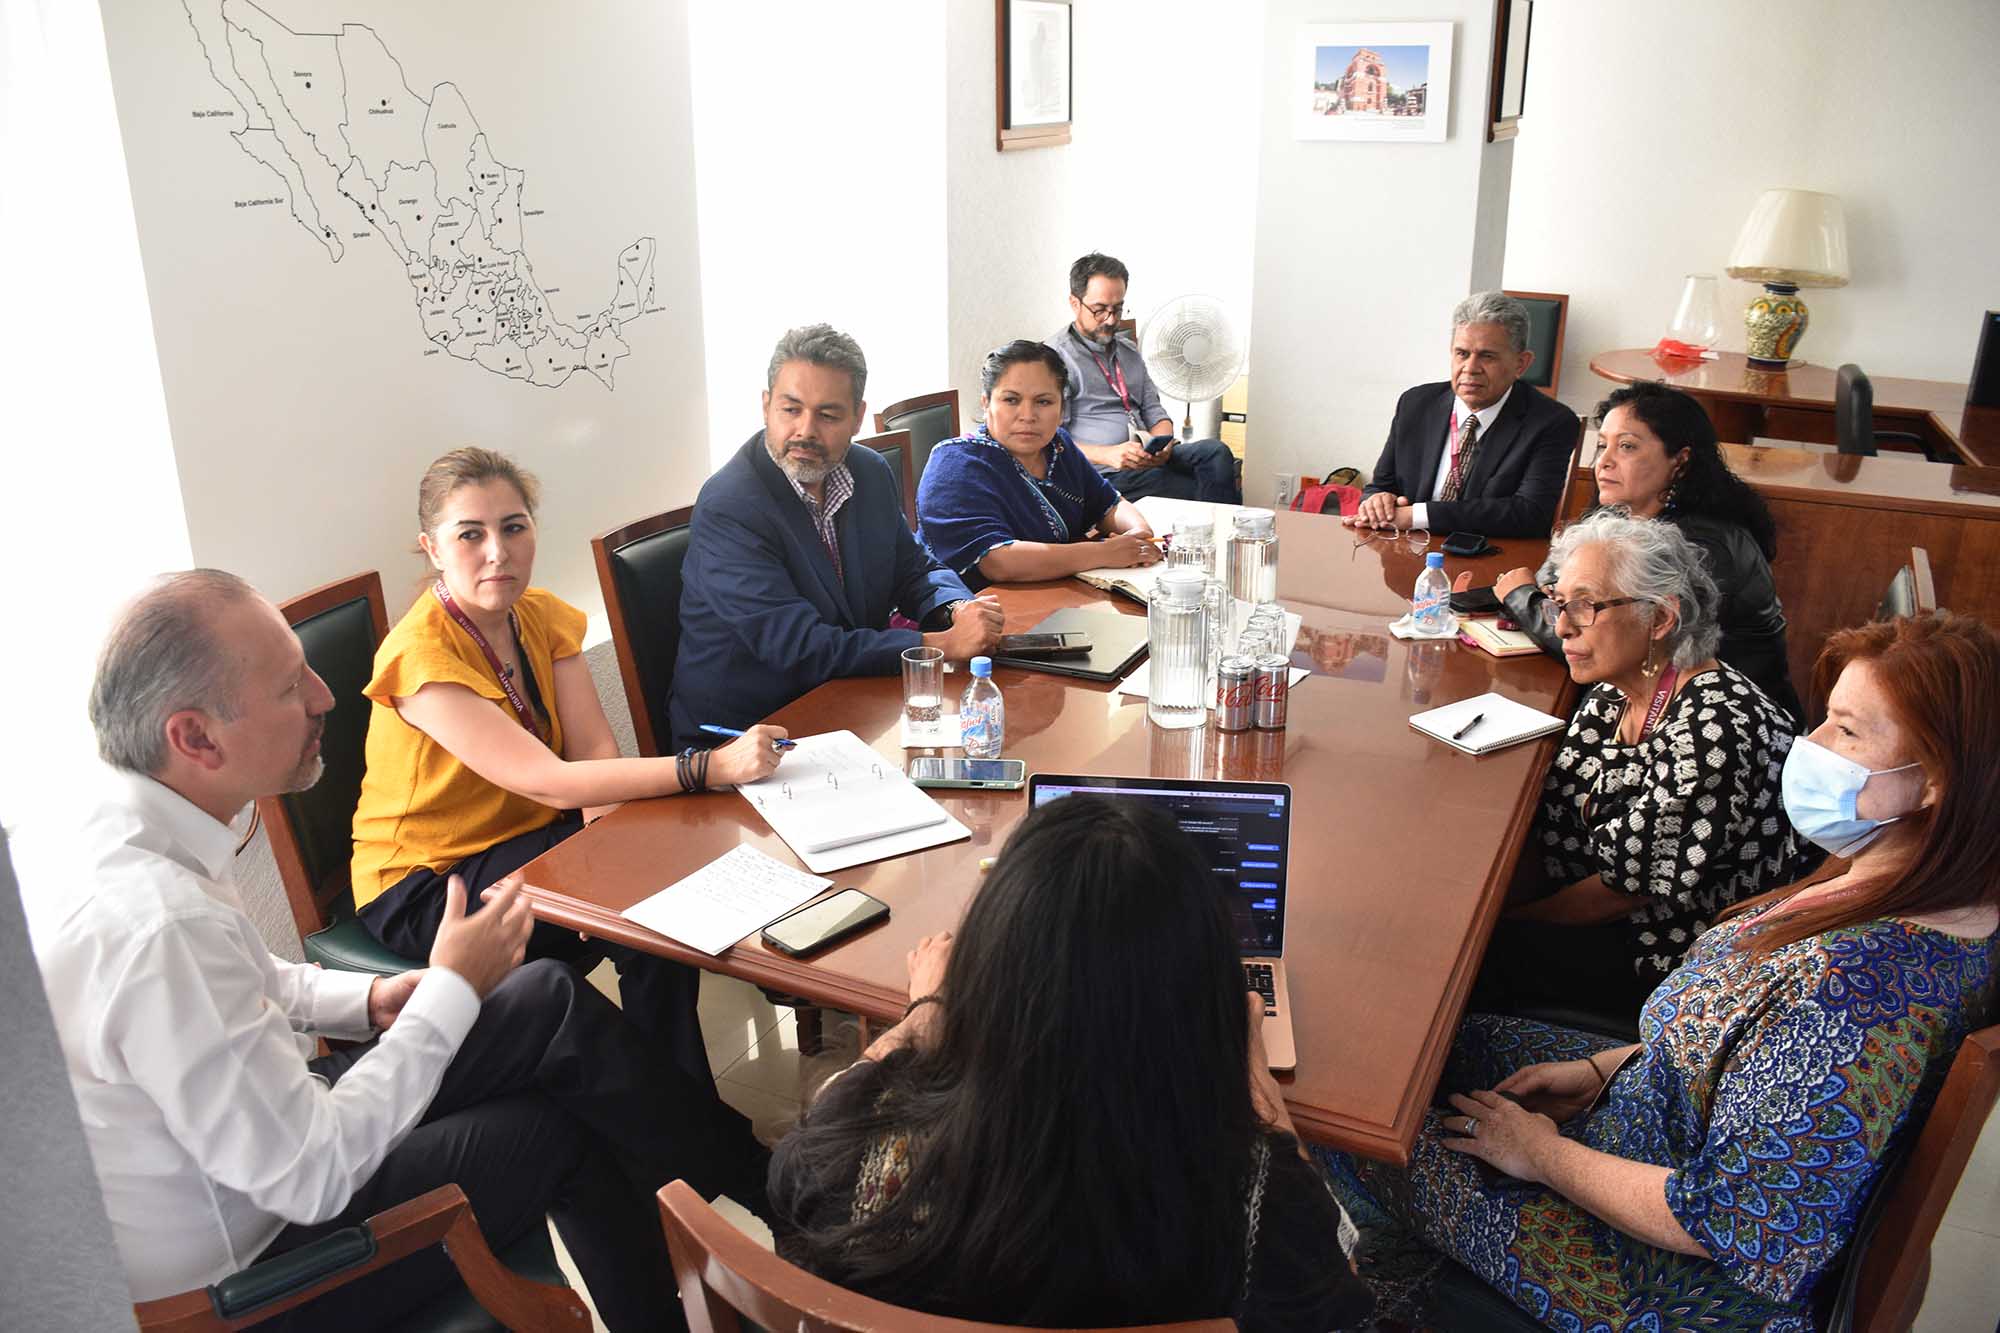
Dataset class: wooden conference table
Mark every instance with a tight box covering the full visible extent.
[518,509,1576,1164]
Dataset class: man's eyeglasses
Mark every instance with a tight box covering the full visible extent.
[1081,302,1125,320]
[1539,591,1646,630]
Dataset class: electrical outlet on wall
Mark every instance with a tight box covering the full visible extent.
[1273,473,1296,509]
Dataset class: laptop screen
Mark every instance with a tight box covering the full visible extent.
[1027,775,1291,955]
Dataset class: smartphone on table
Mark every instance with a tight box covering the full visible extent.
[998,631,1093,658]
[760,888,890,958]
[907,757,1028,790]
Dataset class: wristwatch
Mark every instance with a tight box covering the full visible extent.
[924,600,966,632]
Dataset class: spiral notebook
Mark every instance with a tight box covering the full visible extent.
[1409,692,1566,755]
[735,730,968,872]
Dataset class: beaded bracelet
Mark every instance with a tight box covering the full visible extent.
[904,993,943,1020]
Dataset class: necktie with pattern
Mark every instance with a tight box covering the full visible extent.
[1440,413,1481,502]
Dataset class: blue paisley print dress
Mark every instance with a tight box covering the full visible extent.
[1323,906,1994,1330]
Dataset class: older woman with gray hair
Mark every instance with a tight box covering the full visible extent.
[1472,509,1816,1019]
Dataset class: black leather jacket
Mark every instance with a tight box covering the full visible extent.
[1503,510,1802,722]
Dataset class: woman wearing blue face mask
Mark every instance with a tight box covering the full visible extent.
[1319,612,1998,1331]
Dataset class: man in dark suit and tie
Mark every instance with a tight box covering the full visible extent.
[671,324,1005,748]
[1348,291,1581,538]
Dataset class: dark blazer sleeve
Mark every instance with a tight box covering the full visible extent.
[697,493,925,686]
[1362,389,1419,499]
[890,518,971,624]
[1423,390,1581,537]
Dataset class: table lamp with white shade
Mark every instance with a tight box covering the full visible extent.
[1724,188,1850,368]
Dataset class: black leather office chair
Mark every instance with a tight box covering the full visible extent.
[1836,364,1951,462]
[854,430,915,529]
[592,507,697,759]
[257,572,421,978]
[595,507,832,1052]
[1504,290,1569,396]
[874,389,962,502]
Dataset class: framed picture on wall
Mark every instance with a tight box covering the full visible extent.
[1487,0,1533,142]
[1293,22,1454,143]
[997,0,1072,151]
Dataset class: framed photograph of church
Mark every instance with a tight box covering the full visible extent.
[1293,22,1454,143]
[997,0,1072,152]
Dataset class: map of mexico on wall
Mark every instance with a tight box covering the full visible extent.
[95,0,710,614]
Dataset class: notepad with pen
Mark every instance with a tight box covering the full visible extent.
[736,730,968,872]
[1409,691,1566,755]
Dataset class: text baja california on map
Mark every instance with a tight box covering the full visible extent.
[183,0,657,389]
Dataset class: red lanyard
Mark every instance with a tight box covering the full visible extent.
[1636,666,1679,743]
[1079,332,1135,415]
[432,580,546,742]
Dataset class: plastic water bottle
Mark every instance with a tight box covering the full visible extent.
[1412,551,1452,634]
[959,656,1005,757]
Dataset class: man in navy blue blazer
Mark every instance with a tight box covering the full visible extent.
[671,325,1005,748]
[1347,291,1581,539]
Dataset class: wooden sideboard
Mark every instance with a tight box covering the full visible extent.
[1588,349,2000,468]
[1563,443,2000,704]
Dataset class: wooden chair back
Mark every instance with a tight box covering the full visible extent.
[1503,289,1569,397]
[855,428,917,529]
[135,1184,586,1332]
[592,506,698,758]
[255,571,389,938]
[1877,546,1939,620]
[874,389,963,496]
[656,1182,1232,1333]
[1850,1024,2000,1330]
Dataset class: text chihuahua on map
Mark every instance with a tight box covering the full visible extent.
[184,0,655,388]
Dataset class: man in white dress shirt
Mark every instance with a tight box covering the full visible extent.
[1348,290,1580,539]
[22,571,756,1331]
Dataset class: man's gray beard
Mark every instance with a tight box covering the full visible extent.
[1089,329,1114,347]
[285,754,325,794]
[775,451,832,486]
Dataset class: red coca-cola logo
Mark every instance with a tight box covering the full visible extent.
[1253,674,1287,701]
[1219,678,1257,708]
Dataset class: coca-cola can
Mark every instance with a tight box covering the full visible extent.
[1216,655,1256,731]
[1253,653,1291,730]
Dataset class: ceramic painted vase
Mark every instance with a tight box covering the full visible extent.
[1745,282,1808,367]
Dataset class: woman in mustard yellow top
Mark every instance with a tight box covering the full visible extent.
[353,446,787,1088]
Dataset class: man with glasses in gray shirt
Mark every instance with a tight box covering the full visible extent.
[1045,252,1241,503]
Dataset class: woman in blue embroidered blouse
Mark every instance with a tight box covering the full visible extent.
[1322,612,1999,1331]
[918,340,1161,591]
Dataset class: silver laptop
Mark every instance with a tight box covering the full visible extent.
[1027,774,1296,1071]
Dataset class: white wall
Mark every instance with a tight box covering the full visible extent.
[943,0,1075,424]
[943,0,1266,428]
[1244,0,1508,502]
[94,0,712,620]
[1506,0,2000,418]
[688,1,948,461]
[0,0,192,830]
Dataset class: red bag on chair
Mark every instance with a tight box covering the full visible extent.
[1291,476,1361,517]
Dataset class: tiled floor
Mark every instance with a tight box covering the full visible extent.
[555,968,2000,1331]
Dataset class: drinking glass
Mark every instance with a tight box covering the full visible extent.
[901,646,944,727]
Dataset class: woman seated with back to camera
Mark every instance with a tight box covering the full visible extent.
[766,795,1375,1331]
[350,446,787,1096]
[916,340,1162,591]
[1473,509,1818,1022]
[1480,381,1802,720]
[1323,611,1998,1330]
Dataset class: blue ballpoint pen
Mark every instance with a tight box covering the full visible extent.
[699,723,797,750]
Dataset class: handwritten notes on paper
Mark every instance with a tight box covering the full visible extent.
[621,844,831,956]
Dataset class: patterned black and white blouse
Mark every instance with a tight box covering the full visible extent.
[1533,662,1816,986]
